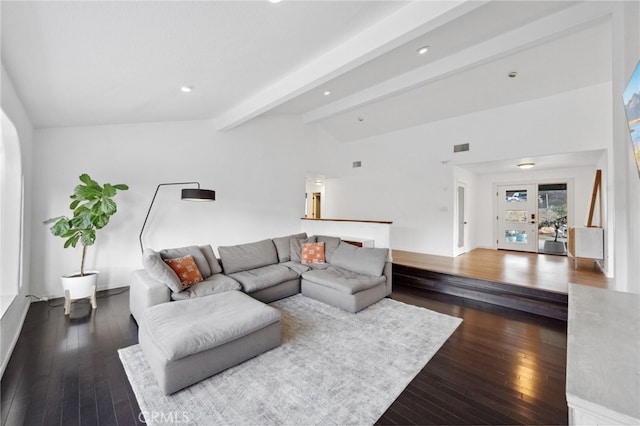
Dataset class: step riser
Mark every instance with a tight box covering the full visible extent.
[393,264,568,321]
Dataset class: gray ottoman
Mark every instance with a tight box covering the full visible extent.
[138,290,281,394]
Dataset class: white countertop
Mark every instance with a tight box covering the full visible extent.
[567,284,640,421]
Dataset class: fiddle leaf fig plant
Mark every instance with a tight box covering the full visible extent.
[44,173,128,277]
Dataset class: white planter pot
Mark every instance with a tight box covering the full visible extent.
[61,271,98,315]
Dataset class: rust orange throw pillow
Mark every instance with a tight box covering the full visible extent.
[301,242,325,264]
[164,255,203,289]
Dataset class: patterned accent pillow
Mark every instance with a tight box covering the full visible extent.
[164,255,204,289]
[301,242,325,264]
[290,236,317,263]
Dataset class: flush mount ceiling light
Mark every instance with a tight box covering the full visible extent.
[323,90,331,96]
[417,46,430,55]
[180,86,193,93]
[517,162,535,169]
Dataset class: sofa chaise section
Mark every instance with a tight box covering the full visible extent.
[139,290,281,394]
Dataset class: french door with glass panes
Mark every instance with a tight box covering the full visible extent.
[497,184,538,252]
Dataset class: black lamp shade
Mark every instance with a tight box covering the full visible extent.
[181,188,216,201]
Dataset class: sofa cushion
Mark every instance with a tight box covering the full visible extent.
[307,262,331,270]
[199,244,223,274]
[164,255,204,289]
[171,274,241,301]
[301,242,325,264]
[227,264,299,293]
[142,249,183,293]
[330,242,389,277]
[272,232,308,262]
[142,291,281,362]
[316,235,341,262]
[218,239,279,274]
[290,236,317,263]
[302,266,386,294]
[280,261,311,276]
[159,246,212,278]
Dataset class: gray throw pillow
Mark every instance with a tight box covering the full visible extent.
[330,241,389,277]
[142,249,183,293]
[290,236,317,263]
[316,235,341,263]
[272,232,308,262]
[159,246,212,278]
[199,245,223,274]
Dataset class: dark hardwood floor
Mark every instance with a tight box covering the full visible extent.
[379,286,568,425]
[1,285,568,425]
[1,289,142,426]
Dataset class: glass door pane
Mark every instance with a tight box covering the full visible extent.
[538,183,568,255]
[497,184,538,253]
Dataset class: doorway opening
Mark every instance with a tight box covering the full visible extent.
[496,182,568,255]
[311,192,321,219]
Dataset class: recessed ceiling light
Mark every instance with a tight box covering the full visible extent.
[417,46,430,55]
[269,0,281,3]
[323,90,331,96]
[357,116,364,122]
[180,86,193,93]
[517,162,535,169]
[508,71,518,78]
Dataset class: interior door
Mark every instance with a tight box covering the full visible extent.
[497,184,538,252]
[312,192,321,219]
[456,183,468,254]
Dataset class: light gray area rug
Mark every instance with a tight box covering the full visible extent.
[119,294,462,425]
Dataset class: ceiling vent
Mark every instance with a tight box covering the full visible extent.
[453,143,470,153]
[352,161,362,168]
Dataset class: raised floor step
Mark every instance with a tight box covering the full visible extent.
[393,263,568,321]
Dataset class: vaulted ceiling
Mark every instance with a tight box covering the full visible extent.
[1,1,612,143]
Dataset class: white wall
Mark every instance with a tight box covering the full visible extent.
[610,1,640,293]
[312,83,612,257]
[1,65,34,377]
[31,115,311,298]
[596,150,612,275]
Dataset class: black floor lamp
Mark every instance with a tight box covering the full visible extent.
[139,182,216,252]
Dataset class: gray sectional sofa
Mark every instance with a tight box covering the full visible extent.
[130,232,391,394]
[129,232,391,323]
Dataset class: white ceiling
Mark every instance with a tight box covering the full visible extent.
[1,0,613,150]
[456,149,606,175]
[1,0,406,128]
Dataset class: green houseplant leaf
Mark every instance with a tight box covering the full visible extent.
[44,174,128,276]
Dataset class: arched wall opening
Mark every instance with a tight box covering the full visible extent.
[1,109,24,314]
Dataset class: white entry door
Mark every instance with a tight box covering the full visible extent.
[497,184,538,252]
